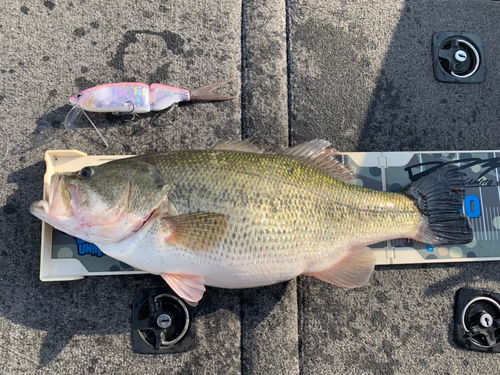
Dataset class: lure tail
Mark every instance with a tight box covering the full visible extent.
[189,79,235,102]
[404,165,473,245]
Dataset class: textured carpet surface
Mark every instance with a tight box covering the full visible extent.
[1,0,500,374]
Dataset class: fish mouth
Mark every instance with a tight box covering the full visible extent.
[30,172,159,244]
[69,96,78,105]
[30,200,50,217]
[48,174,62,203]
[30,173,73,222]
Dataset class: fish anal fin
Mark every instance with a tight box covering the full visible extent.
[304,247,375,288]
[282,140,355,184]
[160,273,205,306]
[161,212,228,252]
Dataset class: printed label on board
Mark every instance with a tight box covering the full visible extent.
[76,238,103,257]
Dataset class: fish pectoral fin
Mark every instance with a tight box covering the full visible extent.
[161,212,228,252]
[161,273,206,306]
[282,140,356,184]
[304,247,375,288]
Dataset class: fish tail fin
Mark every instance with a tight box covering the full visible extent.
[189,79,236,101]
[404,164,473,245]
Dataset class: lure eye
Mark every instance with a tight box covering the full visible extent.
[79,167,94,179]
[76,93,82,98]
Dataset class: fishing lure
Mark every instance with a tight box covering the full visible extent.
[64,80,235,146]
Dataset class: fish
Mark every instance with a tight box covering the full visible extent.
[64,80,235,146]
[30,140,473,306]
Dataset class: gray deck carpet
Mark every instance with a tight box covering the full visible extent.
[1,0,500,373]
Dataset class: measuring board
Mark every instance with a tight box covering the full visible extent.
[39,150,500,281]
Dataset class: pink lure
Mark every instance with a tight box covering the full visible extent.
[64,79,235,146]
[69,79,234,114]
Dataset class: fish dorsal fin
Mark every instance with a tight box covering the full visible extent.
[211,139,268,154]
[161,212,228,252]
[282,140,355,184]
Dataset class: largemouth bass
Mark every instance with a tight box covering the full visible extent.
[31,140,472,305]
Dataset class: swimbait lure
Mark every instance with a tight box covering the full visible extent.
[64,80,235,146]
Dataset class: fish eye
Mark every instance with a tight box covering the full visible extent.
[76,93,82,98]
[79,167,94,179]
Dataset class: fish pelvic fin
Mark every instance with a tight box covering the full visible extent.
[161,212,228,252]
[161,273,205,306]
[304,247,375,288]
[189,79,236,102]
[404,164,473,245]
[282,140,356,184]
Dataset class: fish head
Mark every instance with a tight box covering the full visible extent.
[30,158,169,244]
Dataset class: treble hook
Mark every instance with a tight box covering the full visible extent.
[150,103,179,127]
[112,101,139,122]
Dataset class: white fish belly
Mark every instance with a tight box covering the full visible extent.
[98,222,339,289]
